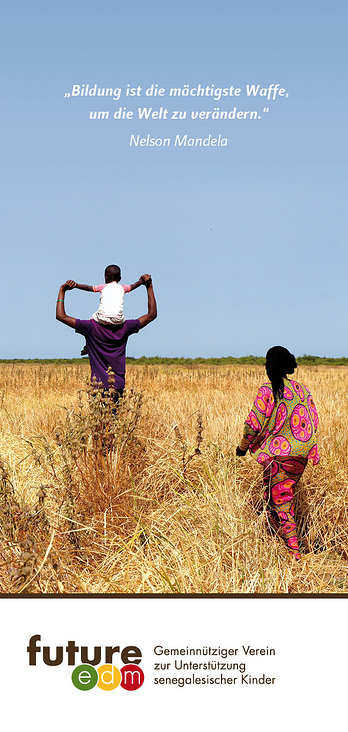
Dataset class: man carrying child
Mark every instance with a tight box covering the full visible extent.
[56,271,157,396]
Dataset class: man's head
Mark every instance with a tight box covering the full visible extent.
[104,264,121,283]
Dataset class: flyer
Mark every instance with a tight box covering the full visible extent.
[1,1,347,728]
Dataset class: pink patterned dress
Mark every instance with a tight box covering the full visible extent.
[239,379,319,559]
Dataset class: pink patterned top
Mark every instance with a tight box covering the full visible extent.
[239,378,320,465]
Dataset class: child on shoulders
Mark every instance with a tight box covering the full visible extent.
[68,264,144,354]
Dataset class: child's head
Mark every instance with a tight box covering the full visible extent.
[104,264,121,283]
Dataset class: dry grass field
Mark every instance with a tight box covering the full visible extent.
[0,362,347,594]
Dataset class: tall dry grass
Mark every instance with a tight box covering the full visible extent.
[0,362,347,594]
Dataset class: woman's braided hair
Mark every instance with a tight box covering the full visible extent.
[265,346,297,401]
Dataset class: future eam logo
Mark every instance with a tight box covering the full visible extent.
[27,635,144,691]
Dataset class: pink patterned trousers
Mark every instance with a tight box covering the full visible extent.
[262,456,308,560]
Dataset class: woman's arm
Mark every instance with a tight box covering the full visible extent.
[237,385,274,454]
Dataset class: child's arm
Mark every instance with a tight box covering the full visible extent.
[74,282,94,292]
[65,280,94,292]
[128,276,145,292]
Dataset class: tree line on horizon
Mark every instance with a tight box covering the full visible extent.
[1,355,348,366]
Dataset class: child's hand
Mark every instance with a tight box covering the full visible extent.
[63,280,77,290]
[236,446,248,457]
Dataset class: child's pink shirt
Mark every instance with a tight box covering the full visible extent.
[93,284,131,294]
[91,282,131,324]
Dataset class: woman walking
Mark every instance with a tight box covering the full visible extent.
[236,346,319,560]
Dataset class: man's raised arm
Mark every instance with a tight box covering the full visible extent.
[138,274,157,329]
[56,281,77,329]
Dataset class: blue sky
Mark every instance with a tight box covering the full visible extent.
[1,0,347,358]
